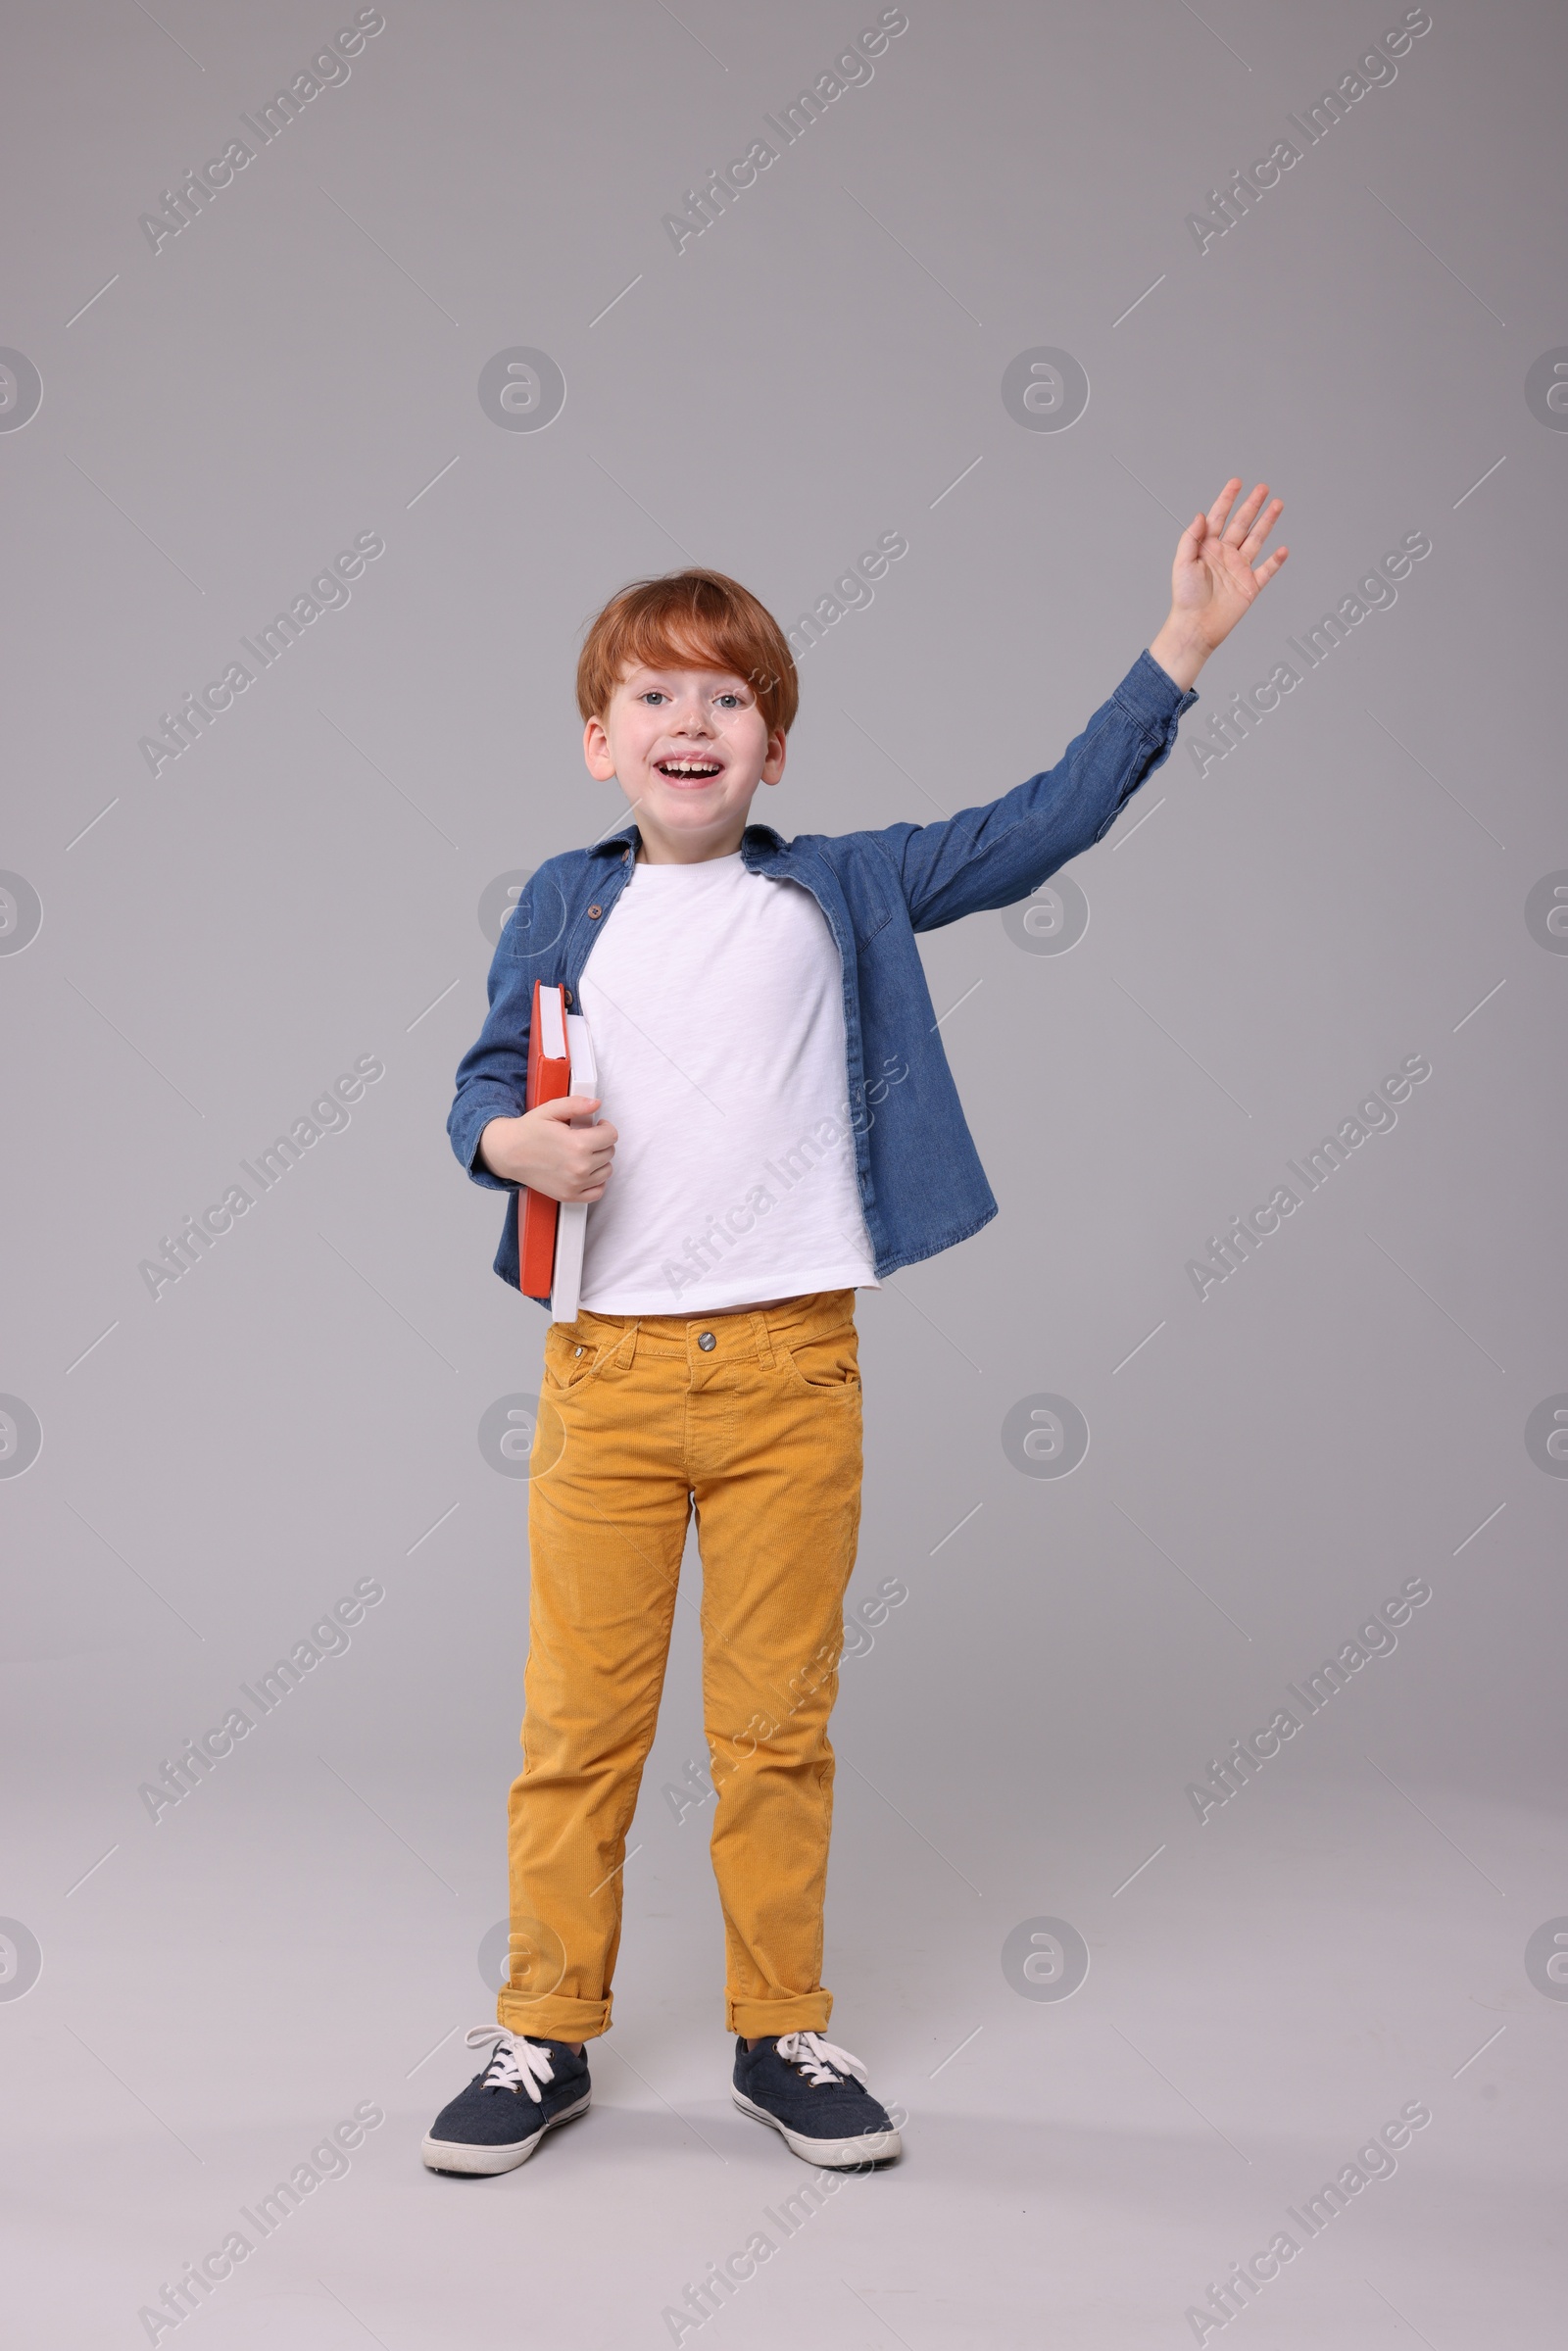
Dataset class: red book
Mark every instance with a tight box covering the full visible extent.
[519,981,570,1294]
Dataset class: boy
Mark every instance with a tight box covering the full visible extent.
[424,479,1287,2176]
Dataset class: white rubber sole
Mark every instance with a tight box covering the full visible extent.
[733,2088,902,2168]
[421,2088,592,2176]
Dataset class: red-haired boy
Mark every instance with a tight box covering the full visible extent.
[426,483,1287,2176]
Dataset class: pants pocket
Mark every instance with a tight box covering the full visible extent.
[542,1325,603,1393]
[780,1324,860,1396]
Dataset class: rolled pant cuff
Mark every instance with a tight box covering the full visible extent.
[497,1991,612,2041]
[727,1994,833,2038]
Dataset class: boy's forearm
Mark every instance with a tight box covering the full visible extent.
[476,1112,554,1189]
[1147,614,1210,694]
[476,1116,513,1180]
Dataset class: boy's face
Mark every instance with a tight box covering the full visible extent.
[583,661,786,862]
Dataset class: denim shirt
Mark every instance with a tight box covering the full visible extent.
[449,650,1196,1301]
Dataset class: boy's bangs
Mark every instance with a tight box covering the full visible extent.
[615,608,768,698]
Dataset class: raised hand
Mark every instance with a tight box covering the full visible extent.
[1150,478,1288,690]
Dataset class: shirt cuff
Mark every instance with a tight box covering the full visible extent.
[1116,647,1200,734]
[452,1094,522,1192]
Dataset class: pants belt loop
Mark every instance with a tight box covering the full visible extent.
[748,1309,774,1370]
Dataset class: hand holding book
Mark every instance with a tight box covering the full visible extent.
[476,1095,614,1201]
[475,982,610,1309]
[477,982,614,1201]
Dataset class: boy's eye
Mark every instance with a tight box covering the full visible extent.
[713,693,742,709]
[639,691,668,706]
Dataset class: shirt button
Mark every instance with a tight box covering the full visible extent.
[588,905,602,918]
[697,1331,716,1351]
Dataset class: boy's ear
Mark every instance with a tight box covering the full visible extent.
[760,725,787,785]
[583,713,615,780]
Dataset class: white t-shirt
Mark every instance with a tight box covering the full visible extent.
[575,852,879,1313]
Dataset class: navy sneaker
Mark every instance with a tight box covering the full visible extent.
[733,2031,902,2167]
[421,2027,591,2176]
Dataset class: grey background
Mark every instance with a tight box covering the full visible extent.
[3,1,1564,2343]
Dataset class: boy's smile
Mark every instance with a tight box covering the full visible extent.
[583,661,787,864]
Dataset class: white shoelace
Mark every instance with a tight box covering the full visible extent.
[774,2030,868,2087]
[466,2026,558,2098]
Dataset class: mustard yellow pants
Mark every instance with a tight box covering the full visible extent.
[500,1290,863,2042]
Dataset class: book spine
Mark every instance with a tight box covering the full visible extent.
[519,980,571,1296]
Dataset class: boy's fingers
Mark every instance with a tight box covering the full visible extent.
[1241,500,1278,559]
[537,1093,602,1121]
[1174,514,1205,572]
[1223,482,1269,546]
[1205,476,1243,534]
[1238,496,1284,561]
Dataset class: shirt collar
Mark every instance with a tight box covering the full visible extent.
[588,820,788,858]
[589,821,640,857]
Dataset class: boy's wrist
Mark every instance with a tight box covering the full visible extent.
[1148,615,1210,694]
[478,1112,527,1182]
